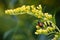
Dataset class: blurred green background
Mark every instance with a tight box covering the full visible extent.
[0,0,60,40]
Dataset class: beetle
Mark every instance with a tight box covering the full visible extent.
[38,21,44,27]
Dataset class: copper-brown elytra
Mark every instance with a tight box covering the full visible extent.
[38,21,43,27]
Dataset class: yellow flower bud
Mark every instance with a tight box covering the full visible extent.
[5,10,8,14]
[47,21,50,25]
[39,5,42,8]
[48,14,52,18]
[39,11,43,15]
[15,8,20,12]
[36,29,42,34]
[42,30,48,34]
[36,29,48,34]
[35,32,38,35]
[31,5,35,9]
[44,13,49,17]
[26,6,30,10]
[21,5,26,11]
[44,13,48,15]
[38,15,42,18]
[5,9,13,15]
[44,13,52,19]
[35,13,38,16]
[35,10,39,13]
[37,5,42,10]
[31,8,36,13]
[44,18,48,21]
[44,22,47,26]
[47,27,54,32]
[52,24,56,29]
[36,25,40,29]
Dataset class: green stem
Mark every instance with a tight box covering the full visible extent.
[56,26,60,32]
[53,23,60,32]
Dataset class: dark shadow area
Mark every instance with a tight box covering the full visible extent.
[55,10,60,29]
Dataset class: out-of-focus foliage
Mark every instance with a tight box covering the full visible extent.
[0,0,60,40]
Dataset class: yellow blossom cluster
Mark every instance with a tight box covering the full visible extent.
[5,5,52,20]
[35,29,48,35]
[35,26,55,35]
[44,13,52,21]
[5,5,31,15]
[35,20,56,35]
[5,5,44,19]
[5,5,55,35]
[5,5,60,40]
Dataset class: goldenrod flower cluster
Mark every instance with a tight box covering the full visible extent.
[44,13,52,21]
[5,5,44,18]
[5,5,31,15]
[35,29,48,35]
[5,4,53,20]
[35,26,55,35]
[35,20,56,35]
[5,5,57,35]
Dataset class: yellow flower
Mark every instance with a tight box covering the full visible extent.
[37,5,42,10]
[35,13,38,16]
[31,5,39,14]
[42,30,48,34]
[32,8,37,13]
[46,27,54,32]
[26,6,30,10]
[5,9,14,15]
[5,10,8,14]
[44,13,52,19]
[35,32,38,35]
[20,5,26,11]
[38,11,43,17]
[34,10,43,18]
[44,22,47,25]
[36,25,40,29]
[44,13,49,17]
[48,14,52,18]
[44,18,48,21]
[36,29,48,34]
[15,8,21,12]
[31,5,35,9]
[38,15,42,18]
[36,29,42,34]
[35,10,39,13]
[47,21,50,25]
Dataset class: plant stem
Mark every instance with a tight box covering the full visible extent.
[56,26,60,32]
